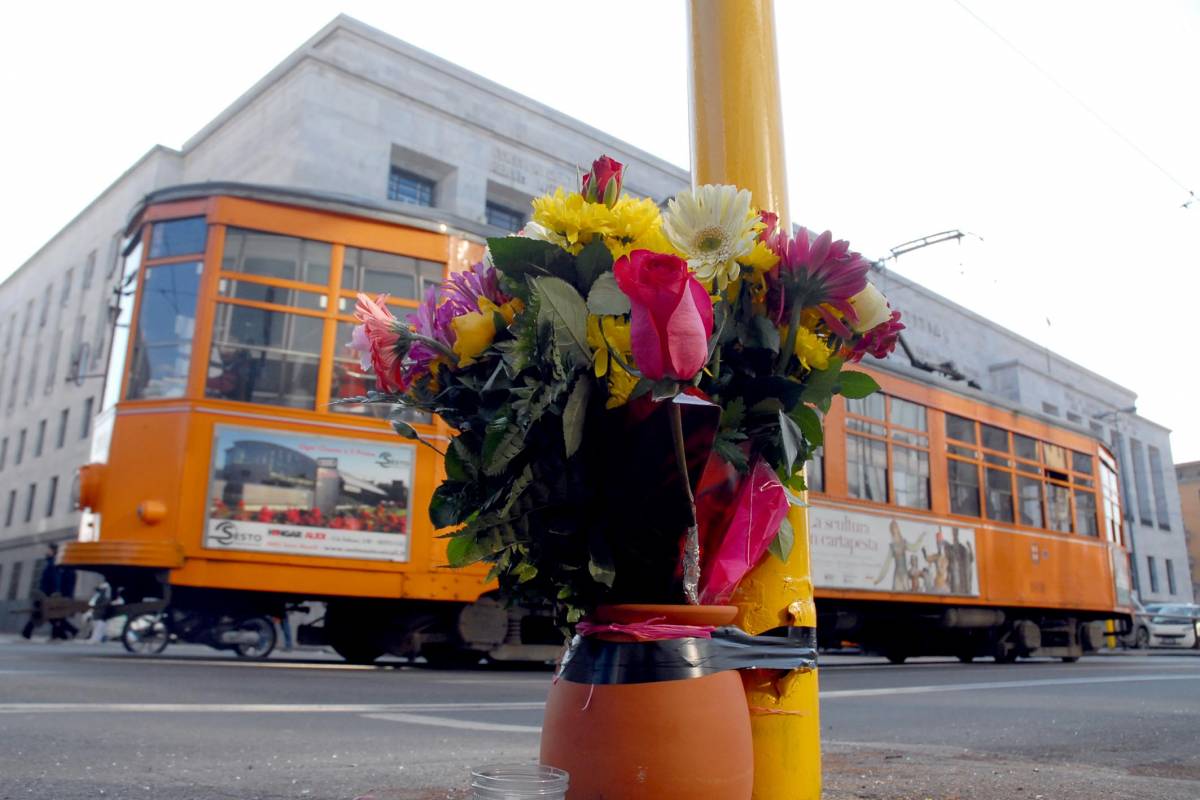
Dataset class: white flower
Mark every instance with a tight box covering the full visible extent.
[520,220,570,251]
[848,282,892,333]
[662,184,757,291]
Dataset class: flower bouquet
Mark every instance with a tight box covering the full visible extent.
[351,155,901,625]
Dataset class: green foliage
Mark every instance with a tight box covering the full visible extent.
[836,370,881,399]
[586,272,631,316]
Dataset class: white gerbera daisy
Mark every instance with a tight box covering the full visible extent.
[662,184,757,290]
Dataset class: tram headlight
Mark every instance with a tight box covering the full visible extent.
[137,500,168,524]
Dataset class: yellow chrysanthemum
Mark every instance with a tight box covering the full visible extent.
[530,189,614,253]
[586,314,638,408]
[662,184,758,292]
[739,239,780,272]
[792,326,833,372]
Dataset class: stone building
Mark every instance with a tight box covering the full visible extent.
[0,14,1190,627]
[1175,461,1200,601]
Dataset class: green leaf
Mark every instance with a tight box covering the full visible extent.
[790,404,824,448]
[588,531,616,588]
[713,435,750,474]
[799,357,844,413]
[514,562,539,584]
[750,315,781,353]
[533,276,592,368]
[446,534,484,567]
[575,238,614,294]
[482,417,525,477]
[586,271,631,316]
[768,516,795,562]
[445,437,475,482]
[430,482,469,528]
[390,419,419,440]
[651,379,681,402]
[837,370,881,399]
[486,237,576,292]
[562,377,592,458]
[778,410,806,476]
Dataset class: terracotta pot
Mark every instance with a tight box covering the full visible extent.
[539,604,753,799]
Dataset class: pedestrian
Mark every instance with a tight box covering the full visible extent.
[87,580,113,643]
[21,544,61,640]
[275,612,294,652]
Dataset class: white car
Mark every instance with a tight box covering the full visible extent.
[1143,604,1200,649]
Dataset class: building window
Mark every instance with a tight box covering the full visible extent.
[82,250,96,289]
[1129,438,1153,526]
[387,167,434,207]
[4,490,15,527]
[845,394,930,509]
[806,448,824,493]
[45,330,62,393]
[1147,556,1158,593]
[81,397,94,439]
[45,476,58,518]
[34,419,46,458]
[56,409,68,449]
[0,437,6,470]
[39,285,53,327]
[1042,402,1058,416]
[1067,411,1082,424]
[61,269,74,306]
[24,483,37,523]
[486,201,526,233]
[15,429,25,465]
[1165,558,1176,595]
[1146,446,1171,530]
[6,560,22,600]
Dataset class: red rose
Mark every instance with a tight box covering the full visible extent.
[581,155,624,208]
[614,250,713,382]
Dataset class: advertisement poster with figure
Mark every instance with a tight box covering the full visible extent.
[809,505,979,596]
[204,425,414,562]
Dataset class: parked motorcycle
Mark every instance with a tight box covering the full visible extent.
[121,608,277,658]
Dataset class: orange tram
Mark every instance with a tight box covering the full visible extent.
[64,184,1133,664]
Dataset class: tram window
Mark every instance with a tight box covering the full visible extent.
[222,229,332,286]
[846,434,887,502]
[342,248,441,301]
[218,278,325,311]
[126,262,202,400]
[985,467,1014,522]
[206,305,322,410]
[948,459,981,517]
[845,394,885,436]
[892,446,929,509]
[1074,488,1098,536]
[1017,475,1044,527]
[1071,451,1093,475]
[1046,483,1073,532]
[981,424,1009,452]
[1013,433,1039,461]
[103,237,143,412]
[149,217,207,259]
[1043,443,1068,472]
[945,414,976,444]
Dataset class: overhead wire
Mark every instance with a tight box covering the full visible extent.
[951,0,1197,209]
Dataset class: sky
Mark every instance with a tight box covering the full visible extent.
[1,1,1198,459]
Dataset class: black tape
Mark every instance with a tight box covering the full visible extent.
[557,626,818,685]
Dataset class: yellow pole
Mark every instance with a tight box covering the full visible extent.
[687,2,822,799]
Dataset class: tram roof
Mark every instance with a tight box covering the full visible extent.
[126,181,502,243]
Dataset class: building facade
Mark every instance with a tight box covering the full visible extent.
[1,15,1191,627]
[1176,461,1200,601]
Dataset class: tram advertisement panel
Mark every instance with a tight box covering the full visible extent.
[204,425,413,562]
[809,505,979,596]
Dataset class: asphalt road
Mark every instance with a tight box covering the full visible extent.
[1,638,1198,800]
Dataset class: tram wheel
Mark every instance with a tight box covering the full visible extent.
[233,616,277,659]
[1060,656,1080,663]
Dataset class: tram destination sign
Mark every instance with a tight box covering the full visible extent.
[203,425,414,562]
[809,505,979,596]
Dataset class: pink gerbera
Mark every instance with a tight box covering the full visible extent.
[847,310,905,362]
[351,294,407,393]
[766,228,871,325]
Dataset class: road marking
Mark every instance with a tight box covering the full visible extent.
[0,701,546,714]
[362,712,541,733]
[822,673,1200,698]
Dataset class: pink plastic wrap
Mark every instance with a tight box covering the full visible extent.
[575,617,716,641]
[698,458,791,605]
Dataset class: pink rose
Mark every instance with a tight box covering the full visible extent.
[614,250,713,382]
[581,155,624,208]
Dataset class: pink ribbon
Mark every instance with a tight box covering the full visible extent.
[575,616,716,641]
